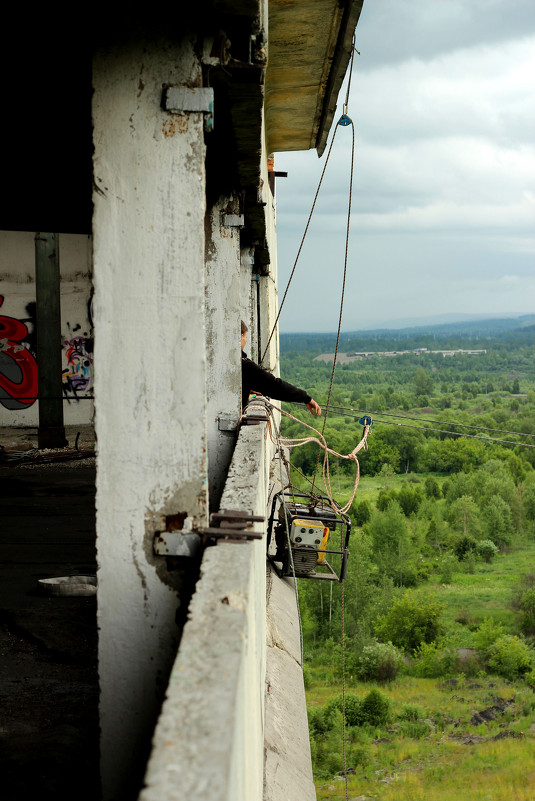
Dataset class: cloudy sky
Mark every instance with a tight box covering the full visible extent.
[274,0,535,332]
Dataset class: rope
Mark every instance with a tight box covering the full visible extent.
[259,398,370,514]
[266,404,304,665]
[311,117,356,493]
[341,578,348,801]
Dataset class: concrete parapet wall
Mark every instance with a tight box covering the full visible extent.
[140,421,273,801]
[264,566,316,801]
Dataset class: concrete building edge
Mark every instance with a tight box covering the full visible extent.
[139,422,270,800]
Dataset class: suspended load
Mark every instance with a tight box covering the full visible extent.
[267,490,351,582]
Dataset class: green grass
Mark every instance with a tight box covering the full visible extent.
[289,467,424,506]
[308,676,535,801]
[422,542,535,637]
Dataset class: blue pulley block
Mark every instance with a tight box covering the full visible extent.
[338,114,352,126]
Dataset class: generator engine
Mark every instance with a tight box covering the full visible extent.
[267,492,351,582]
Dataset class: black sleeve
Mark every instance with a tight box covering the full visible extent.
[242,356,311,406]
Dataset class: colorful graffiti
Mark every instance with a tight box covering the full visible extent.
[62,335,93,401]
[0,295,39,411]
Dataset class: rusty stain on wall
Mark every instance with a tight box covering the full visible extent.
[162,116,189,137]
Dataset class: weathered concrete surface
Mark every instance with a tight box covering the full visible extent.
[205,195,242,510]
[140,421,272,801]
[264,566,316,801]
[265,0,364,154]
[93,34,209,801]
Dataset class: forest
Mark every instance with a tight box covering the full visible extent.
[276,316,535,801]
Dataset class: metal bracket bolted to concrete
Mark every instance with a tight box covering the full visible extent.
[153,531,201,558]
[221,214,244,228]
[162,86,215,132]
[218,415,239,432]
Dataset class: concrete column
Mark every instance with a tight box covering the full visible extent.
[205,197,242,510]
[92,35,208,800]
[241,246,258,360]
[35,232,67,447]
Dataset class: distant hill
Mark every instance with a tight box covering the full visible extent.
[280,314,535,355]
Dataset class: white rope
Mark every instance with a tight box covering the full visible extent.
[246,398,370,514]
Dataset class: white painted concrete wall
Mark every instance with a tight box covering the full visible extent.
[205,197,243,509]
[92,34,209,801]
[140,418,274,801]
[140,423,315,801]
[0,230,93,426]
[264,565,316,801]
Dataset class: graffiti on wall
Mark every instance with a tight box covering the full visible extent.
[0,295,39,410]
[62,334,94,401]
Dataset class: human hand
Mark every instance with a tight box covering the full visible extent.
[306,399,321,416]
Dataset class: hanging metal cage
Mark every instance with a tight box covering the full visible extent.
[267,490,351,582]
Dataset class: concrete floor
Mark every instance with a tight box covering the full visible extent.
[0,427,100,801]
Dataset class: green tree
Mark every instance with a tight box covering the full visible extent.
[351,499,371,526]
[397,484,423,517]
[482,496,512,548]
[425,475,441,499]
[448,495,482,539]
[374,590,444,653]
[414,367,433,396]
[367,502,415,586]
[476,539,499,563]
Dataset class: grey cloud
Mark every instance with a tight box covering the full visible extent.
[356,0,535,69]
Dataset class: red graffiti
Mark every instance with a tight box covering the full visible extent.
[0,295,38,409]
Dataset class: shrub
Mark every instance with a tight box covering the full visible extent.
[477,539,499,563]
[344,694,364,727]
[308,705,334,736]
[455,607,473,627]
[378,462,395,479]
[425,476,441,499]
[351,744,371,769]
[463,552,477,574]
[398,703,425,722]
[374,590,444,653]
[439,552,458,584]
[324,693,363,727]
[474,618,505,656]
[524,669,535,690]
[360,689,391,727]
[487,635,533,679]
[324,750,344,777]
[401,720,432,739]
[355,641,404,682]
[397,484,423,516]
[453,535,477,561]
[351,499,371,526]
[324,689,391,728]
[412,641,458,678]
[517,587,535,635]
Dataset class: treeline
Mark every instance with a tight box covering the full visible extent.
[280,314,535,355]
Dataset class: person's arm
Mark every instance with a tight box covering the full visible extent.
[242,356,320,414]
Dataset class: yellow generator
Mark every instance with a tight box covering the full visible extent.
[267,491,351,582]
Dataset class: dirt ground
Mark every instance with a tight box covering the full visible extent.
[0,426,100,801]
